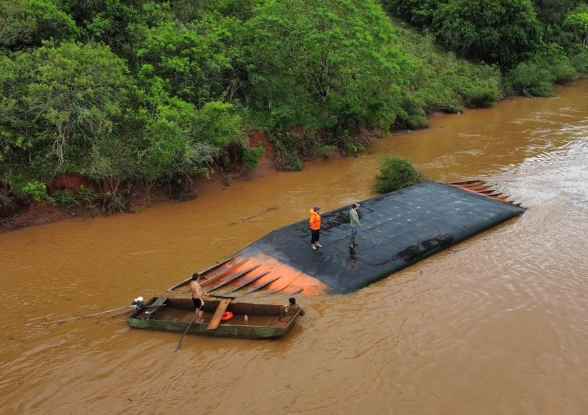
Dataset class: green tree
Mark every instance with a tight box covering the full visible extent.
[135,15,232,105]
[0,42,133,193]
[28,42,130,166]
[380,0,441,27]
[247,0,412,133]
[532,0,582,28]
[432,0,544,68]
[132,68,242,194]
[564,6,588,48]
[0,0,79,49]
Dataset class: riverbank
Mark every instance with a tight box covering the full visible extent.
[0,96,539,234]
[0,84,568,234]
[0,129,356,233]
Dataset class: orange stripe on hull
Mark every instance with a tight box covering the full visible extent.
[198,252,330,296]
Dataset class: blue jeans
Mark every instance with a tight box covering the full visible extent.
[350,227,358,246]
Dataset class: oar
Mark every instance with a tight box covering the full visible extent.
[175,311,199,352]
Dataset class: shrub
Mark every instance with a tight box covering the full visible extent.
[243,144,266,170]
[0,191,16,218]
[391,90,429,128]
[270,132,304,171]
[505,45,580,97]
[549,60,577,84]
[52,189,79,208]
[52,186,96,208]
[505,61,556,97]
[537,44,577,84]
[103,191,126,215]
[570,50,588,74]
[18,180,50,203]
[375,156,428,193]
[274,149,304,171]
[78,186,95,205]
[462,86,500,108]
[317,145,337,159]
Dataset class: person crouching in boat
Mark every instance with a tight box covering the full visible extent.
[309,206,322,250]
[285,297,305,316]
[190,273,205,323]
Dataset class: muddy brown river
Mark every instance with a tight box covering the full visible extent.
[1,81,588,415]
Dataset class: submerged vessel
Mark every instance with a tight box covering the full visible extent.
[170,181,525,295]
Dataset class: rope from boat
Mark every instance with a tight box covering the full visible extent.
[56,297,162,325]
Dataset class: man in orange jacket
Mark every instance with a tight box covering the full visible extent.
[309,206,322,250]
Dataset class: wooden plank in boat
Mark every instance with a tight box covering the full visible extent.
[151,297,168,308]
[140,297,167,319]
[207,299,231,330]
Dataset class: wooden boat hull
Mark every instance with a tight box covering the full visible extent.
[127,297,301,340]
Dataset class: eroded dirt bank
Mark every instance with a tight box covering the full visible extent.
[0,129,371,233]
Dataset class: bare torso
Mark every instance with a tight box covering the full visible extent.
[190,281,204,300]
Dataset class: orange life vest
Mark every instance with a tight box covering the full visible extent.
[309,209,321,230]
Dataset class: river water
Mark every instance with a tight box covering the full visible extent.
[1,81,588,415]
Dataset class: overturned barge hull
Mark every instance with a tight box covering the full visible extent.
[171,182,525,295]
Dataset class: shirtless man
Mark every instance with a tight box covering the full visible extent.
[190,273,205,323]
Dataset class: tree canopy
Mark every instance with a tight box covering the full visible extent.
[0,0,586,214]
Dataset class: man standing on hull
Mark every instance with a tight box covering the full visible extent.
[190,273,205,323]
[309,206,322,250]
[349,203,360,248]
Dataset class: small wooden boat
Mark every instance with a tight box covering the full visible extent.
[127,297,302,340]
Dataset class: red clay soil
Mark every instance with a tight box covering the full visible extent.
[1,203,73,232]
[52,174,95,193]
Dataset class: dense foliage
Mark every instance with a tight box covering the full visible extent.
[0,0,587,217]
[374,156,428,193]
[381,0,588,98]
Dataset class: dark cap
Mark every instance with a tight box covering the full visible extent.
[313,206,320,211]
[352,203,360,209]
[192,273,200,281]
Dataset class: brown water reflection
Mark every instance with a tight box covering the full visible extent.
[1,81,588,415]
